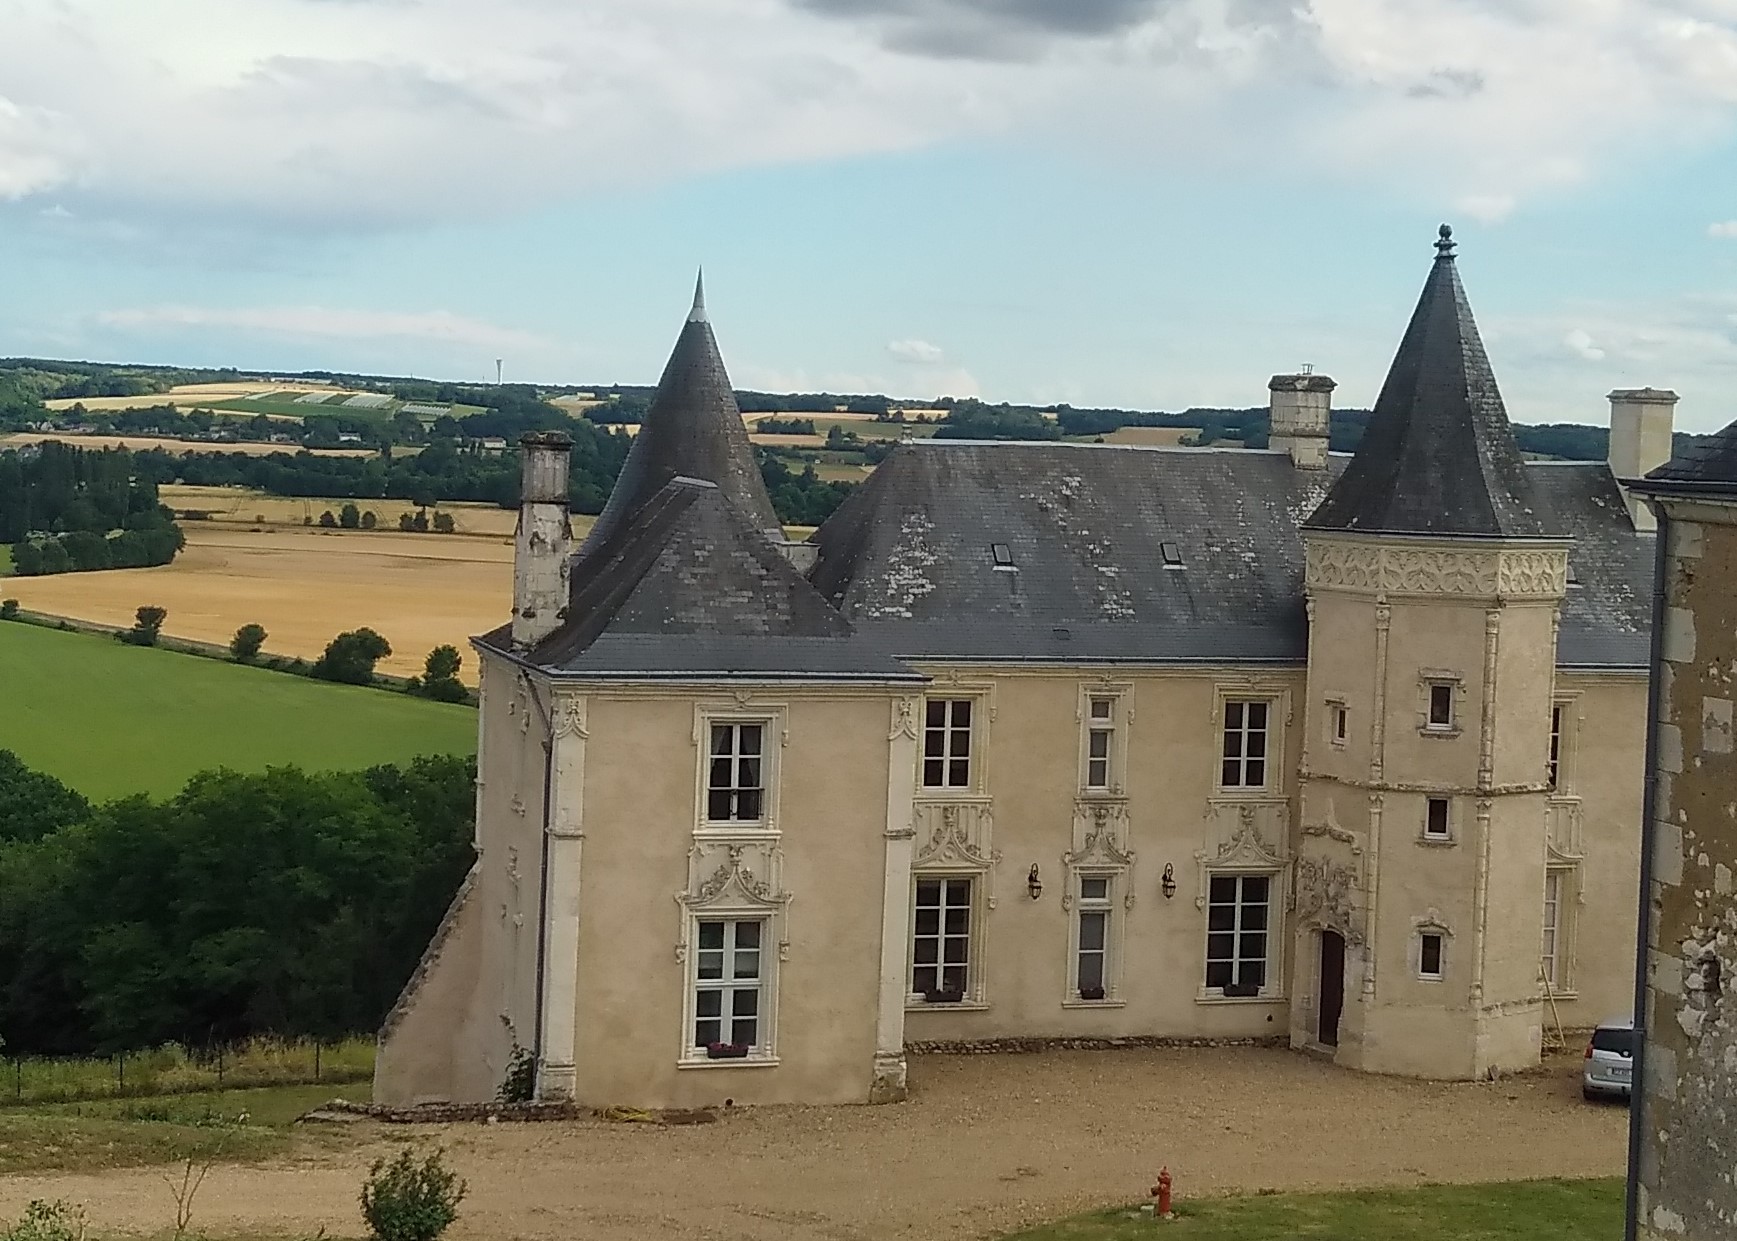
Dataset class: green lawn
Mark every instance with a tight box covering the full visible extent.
[0,543,12,576]
[1003,1179,1622,1241]
[0,622,477,800]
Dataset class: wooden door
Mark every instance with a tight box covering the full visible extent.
[1318,930,1345,1047]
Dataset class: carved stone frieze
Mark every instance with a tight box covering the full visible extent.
[1301,821,1362,853]
[1305,538,1568,600]
[1546,799,1584,862]
[913,801,998,872]
[1063,801,1136,908]
[1295,853,1364,945]
[681,840,789,911]
[1203,801,1286,869]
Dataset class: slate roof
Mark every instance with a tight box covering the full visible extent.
[481,476,915,680]
[1306,227,1556,538]
[579,275,783,555]
[808,441,1654,669]
[1635,417,1737,492]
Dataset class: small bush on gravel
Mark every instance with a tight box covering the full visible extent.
[360,1147,466,1241]
[1,1201,87,1241]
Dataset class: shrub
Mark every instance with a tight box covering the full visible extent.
[122,605,167,647]
[339,503,361,530]
[0,1201,87,1241]
[361,511,378,530]
[0,599,18,621]
[398,513,416,532]
[312,628,392,685]
[431,512,455,534]
[318,510,337,528]
[229,623,268,662]
[360,1148,466,1241]
[497,1045,535,1103]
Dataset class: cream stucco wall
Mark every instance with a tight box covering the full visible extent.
[899,667,1303,1047]
[566,691,896,1108]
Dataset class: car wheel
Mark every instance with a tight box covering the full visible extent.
[1583,1086,1600,1101]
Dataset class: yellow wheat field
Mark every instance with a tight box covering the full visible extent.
[1100,425,1202,447]
[160,486,522,536]
[43,380,346,412]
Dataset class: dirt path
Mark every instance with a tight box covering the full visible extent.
[0,1048,1626,1240]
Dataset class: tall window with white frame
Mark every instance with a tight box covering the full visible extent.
[1547,704,1564,791]
[912,877,973,1001]
[1542,871,1566,990]
[1205,874,1270,995]
[707,722,765,823]
[1085,697,1116,791]
[692,919,765,1054]
[1075,876,1113,1000]
[1220,699,1271,789]
[922,699,973,790]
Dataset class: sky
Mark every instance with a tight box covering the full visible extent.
[3,0,1737,429]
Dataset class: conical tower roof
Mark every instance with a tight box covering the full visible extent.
[580,273,782,555]
[1306,226,1554,538]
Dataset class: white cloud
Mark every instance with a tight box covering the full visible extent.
[886,338,945,363]
[0,1,1733,235]
[1564,328,1606,361]
[1711,220,1737,238]
[95,304,549,352]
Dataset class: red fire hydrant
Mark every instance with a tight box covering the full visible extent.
[1151,1166,1173,1217]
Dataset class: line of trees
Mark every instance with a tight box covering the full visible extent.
[2,442,185,575]
[0,751,476,1055]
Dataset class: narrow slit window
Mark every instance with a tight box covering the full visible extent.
[1419,932,1445,979]
[1548,704,1563,790]
[1427,683,1455,729]
[1331,703,1348,744]
[1424,797,1451,839]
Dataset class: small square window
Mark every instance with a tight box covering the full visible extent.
[1425,797,1451,839]
[1420,932,1445,979]
[1427,684,1455,729]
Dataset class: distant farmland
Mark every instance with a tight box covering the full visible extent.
[0,622,477,800]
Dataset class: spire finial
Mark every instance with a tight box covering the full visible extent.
[1435,223,1456,258]
[688,268,707,324]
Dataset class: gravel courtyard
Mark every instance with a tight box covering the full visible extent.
[0,1047,1625,1240]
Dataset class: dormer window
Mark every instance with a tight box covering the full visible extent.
[1160,542,1183,569]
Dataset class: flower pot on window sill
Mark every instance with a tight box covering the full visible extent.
[1222,982,1261,998]
[922,988,966,1005]
[705,1042,751,1059]
[1077,986,1107,1002]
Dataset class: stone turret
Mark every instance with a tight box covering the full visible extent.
[512,431,574,649]
[579,273,782,557]
[1296,226,1571,1080]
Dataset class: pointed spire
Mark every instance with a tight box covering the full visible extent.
[1305,225,1555,538]
[688,268,707,324]
[579,276,781,557]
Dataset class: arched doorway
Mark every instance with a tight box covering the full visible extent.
[1318,929,1346,1047]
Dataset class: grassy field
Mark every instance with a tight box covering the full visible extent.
[0,621,476,799]
[1002,1179,1623,1240]
[0,1080,370,1176]
[205,395,389,420]
[6,1039,373,1108]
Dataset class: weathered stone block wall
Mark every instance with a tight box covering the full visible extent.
[1639,503,1737,1240]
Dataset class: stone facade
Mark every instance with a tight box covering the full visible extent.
[1629,481,1737,1241]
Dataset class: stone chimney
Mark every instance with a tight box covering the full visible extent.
[1608,388,1677,532]
[513,431,574,649]
[1268,372,1335,469]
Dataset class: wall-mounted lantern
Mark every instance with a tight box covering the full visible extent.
[1161,863,1177,900]
[1027,865,1043,900]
